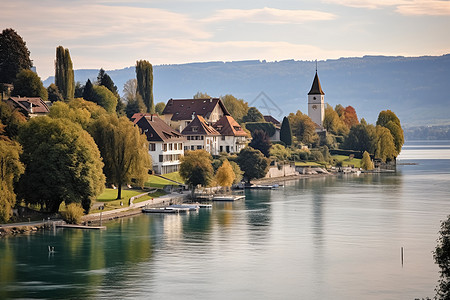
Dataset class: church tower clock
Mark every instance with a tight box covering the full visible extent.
[308,71,325,129]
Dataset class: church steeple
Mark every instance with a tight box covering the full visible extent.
[308,72,325,95]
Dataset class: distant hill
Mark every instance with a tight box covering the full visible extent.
[43,54,450,126]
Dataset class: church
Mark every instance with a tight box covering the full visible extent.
[307,70,326,133]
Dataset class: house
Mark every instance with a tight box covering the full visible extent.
[181,115,220,155]
[3,97,50,117]
[263,115,281,142]
[161,98,230,132]
[133,114,186,175]
[213,115,248,154]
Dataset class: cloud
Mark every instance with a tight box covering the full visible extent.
[325,0,450,15]
[203,7,336,24]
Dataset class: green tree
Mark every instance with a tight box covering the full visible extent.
[242,107,264,123]
[237,147,270,183]
[215,159,235,191]
[288,110,319,145]
[221,94,249,123]
[0,28,32,84]
[89,115,151,200]
[280,116,292,146]
[0,139,24,222]
[83,79,94,101]
[47,83,64,102]
[193,92,211,99]
[55,46,75,100]
[74,82,84,98]
[48,101,93,130]
[374,125,397,162]
[377,110,404,154]
[125,94,146,119]
[361,151,374,170]
[97,68,123,115]
[155,102,166,115]
[12,69,48,100]
[18,117,105,213]
[270,144,291,161]
[324,104,348,136]
[136,60,154,113]
[229,161,243,184]
[434,215,450,299]
[343,123,376,153]
[91,85,118,113]
[179,150,214,196]
[249,129,271,157]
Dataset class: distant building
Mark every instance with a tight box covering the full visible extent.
[263,115,281,142]
[3,96,50,118]
[182,115,220,155]
[133,114,186,175]
[213,115,249,154]
[161,98,230,132]
[307,72,326,132]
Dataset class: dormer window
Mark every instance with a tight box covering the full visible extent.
[192,126,198,132]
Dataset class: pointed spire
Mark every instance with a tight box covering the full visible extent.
[308,72,325,95]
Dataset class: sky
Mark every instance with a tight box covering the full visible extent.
[2,0,450,80]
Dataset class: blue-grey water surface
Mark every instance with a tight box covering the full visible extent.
[1,140,450,299]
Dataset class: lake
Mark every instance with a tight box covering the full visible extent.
[1,140,450,299]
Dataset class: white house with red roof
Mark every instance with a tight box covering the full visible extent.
[213,115,248,154]
[4,97,50,118]
[181,115,220,155]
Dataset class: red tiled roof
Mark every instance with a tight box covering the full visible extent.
[162,98,229,121]
[263,115,281,126]
[7,97,49,115]
[181,115,220,136]
[213,115,248,137]
[135,114,186,142]
[131,113,152,123]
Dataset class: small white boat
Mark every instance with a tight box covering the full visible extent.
[168,204,199,211]
[142,208,179,214]
[212,195,245,201]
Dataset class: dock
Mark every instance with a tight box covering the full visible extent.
[212,195,245,201]
[56,224,106,230]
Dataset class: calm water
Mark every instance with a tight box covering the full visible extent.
[1,141,450,300]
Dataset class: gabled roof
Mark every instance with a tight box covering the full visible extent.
[213,115,248,137]
[6,97,50,115]
[131,112,151,123]
[135,114,186,142]
[162,98,230,121]
[182,115,220,136]
[308,72,325,95]
[263,115,281,126]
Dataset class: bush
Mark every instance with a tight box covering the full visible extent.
[62,203,84,224]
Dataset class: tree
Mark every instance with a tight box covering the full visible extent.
[342,106,359,128]
[434,215,450,299]
[179,150,214,196]
[97,68,123,115]
[47,83,64,102]
[288,110,319,145]
[324,104,348,136]
[270,144,291,161]
[18,117,105,213]
[193,92,211,99]
[249,129,271,157]
[155,102,166,115]
[242,107,264,123]
[74,82,84,98]
[48,101,92,130]
[361,151,374,170]
[125,94,146,119]
[123,79,138,100]
[215,159,235,191]
[55,46,75,100]
[229,161,243,184]
[89,115,150,200]
[0,28,32,84]
[83,79,94,101]
[377,110,404,155]
[236,147,270,183]
[0,139,24,222]
[136,60,154,113]
[343,123,376,153]
[221,94,249,123]
[0,100,26,139]
[91,85,118,113]
[280,116,293,146]
[12,69,48,100]
[374,125,397,162]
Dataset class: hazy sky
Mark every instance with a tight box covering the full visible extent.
[2,0,449,80]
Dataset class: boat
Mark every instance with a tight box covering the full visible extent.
[245,184,277,190]
[212,195,245,201]
[142,208,179,214]
[168,204,199,211]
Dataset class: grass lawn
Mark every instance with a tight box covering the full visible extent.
[295,161,323,167]
[94,188,167,212]
[145,172,184,188]
[332,155,361,168]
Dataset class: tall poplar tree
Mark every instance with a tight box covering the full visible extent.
[55,46,75,100]
[0,28,32,84]
[135,60,154,113]
[280,116,293,146]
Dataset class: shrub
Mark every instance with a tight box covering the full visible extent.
[62,203,84,224]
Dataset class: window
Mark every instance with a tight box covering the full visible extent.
[159,155,163,162]
[163,144,167,151]
[220,146,223,152]
[221,136,226,140]
[184,146,189,151]
[192,126,198,132]
[226,146,230,153]
[149,143,156,151]
[201,136,204,140]
[178,143,182,149]
[197,146,202,150]
[187,136,191,140]
[191,146,195,150]
[169,143,173,151]
[174,143,178,150]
